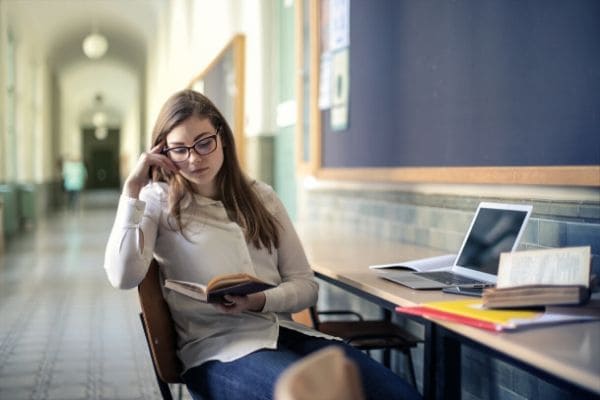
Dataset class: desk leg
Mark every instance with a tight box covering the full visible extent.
[383,309,392,367]
[423,322,462,400]
[423,321,436,400]
[435,327,462,400]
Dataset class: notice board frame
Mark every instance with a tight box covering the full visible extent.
[295,0,599,186]
[188,34,246,168]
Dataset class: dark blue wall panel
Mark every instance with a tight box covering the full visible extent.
[322,0,600,168]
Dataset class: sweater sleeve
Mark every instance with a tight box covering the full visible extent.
[261,191,319,313]
[103,185,162,289]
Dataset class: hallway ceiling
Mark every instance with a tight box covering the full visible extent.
[4,0,165,139]
[6,0,163,71]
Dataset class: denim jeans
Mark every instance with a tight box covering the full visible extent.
[182,327,422,400]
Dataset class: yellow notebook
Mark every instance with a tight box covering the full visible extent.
[396,299,598,331]
[424,299,540,326]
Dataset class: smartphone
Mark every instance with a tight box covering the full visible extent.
[442,286,485,297]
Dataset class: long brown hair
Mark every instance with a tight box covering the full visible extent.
[150,89,279,250]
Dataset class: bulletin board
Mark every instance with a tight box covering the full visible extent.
[189,34,246,167]
[298,0,600,186]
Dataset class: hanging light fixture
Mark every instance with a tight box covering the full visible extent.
[92,93,109,140]
[92,111,107,127]
[94,126,108,140]
[82,27,108,59]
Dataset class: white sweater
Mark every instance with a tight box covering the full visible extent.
[104,181,328,373]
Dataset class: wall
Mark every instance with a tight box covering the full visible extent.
[272,0,298,217]
[0,3,56,233]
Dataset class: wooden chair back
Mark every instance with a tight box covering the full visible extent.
[138,259,183,384]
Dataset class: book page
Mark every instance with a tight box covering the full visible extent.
[496,246,590,288]
[164,279,209,302]
[369,254,456,272]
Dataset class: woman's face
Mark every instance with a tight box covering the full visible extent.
[165,116,224,198]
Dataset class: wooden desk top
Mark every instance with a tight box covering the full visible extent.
[296,224,600,395]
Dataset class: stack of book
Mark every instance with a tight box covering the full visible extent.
[482,246,592,309]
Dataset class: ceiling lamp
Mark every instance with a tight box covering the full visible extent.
[82,31,108,59]
[92,111,107,127]
[92,93,108,140]
[94,126,108,140]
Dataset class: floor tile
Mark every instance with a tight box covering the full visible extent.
[0,193,186,399]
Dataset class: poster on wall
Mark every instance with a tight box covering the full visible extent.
[321,0,349,130]
[330,48,349,131]
[329,0,350,51]
[318,53,332,110]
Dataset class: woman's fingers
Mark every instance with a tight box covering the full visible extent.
[149,143,164,154]
[123,145,178,198]
[213,295,248,314]
[140,147,178,173]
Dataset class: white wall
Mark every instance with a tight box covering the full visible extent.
[1,6,52,183]
[0,0,6,181]
[144,0,278,147]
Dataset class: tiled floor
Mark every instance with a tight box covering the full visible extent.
[0,191,189,400]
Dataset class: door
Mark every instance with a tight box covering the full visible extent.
[82,127,120,189]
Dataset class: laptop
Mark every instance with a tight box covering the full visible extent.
[379,202,532,289]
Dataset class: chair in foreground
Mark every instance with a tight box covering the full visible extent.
[275,346,365,400]
[138,259,184,400]
[305,306,420,388]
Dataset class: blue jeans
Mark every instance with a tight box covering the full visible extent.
[182,327,422,400]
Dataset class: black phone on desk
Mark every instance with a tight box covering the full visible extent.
[442,286,485,297]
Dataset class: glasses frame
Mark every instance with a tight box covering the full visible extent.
[162,130,220,163]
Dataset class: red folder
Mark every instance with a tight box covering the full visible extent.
[395,306,503,332]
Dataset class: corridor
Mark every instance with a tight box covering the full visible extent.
[0,191,188,399]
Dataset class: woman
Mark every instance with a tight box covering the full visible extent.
[104,89,421,400]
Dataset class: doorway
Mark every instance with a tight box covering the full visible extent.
[82,127,120,189]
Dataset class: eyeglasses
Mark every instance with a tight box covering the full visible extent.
[163,131,219,163]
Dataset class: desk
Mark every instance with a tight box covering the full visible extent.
[297,225,600,399]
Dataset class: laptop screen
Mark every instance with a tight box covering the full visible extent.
[456,207,530,275]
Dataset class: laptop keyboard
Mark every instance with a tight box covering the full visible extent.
[417,271,484,285]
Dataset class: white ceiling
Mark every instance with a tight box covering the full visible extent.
[5,0,163,71]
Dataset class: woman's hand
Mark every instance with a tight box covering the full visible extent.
[123,143,178,198]
[213,292,266,314]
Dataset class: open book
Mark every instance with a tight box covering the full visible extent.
[482,246,591,308]
[369,254,456,272]
[165,273,275,303]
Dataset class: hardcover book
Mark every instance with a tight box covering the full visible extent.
[483,246,592,308]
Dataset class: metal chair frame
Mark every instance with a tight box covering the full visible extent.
[309,306,421,387]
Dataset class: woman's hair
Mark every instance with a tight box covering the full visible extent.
[150,89,279,250]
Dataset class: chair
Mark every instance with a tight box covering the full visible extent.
[138,259,184,400]
[274,346,365,400]
[304,306,420,388]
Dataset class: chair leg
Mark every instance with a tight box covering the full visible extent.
[404,349,417,389]
[157,382,174,400]
[382,348,391,368]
